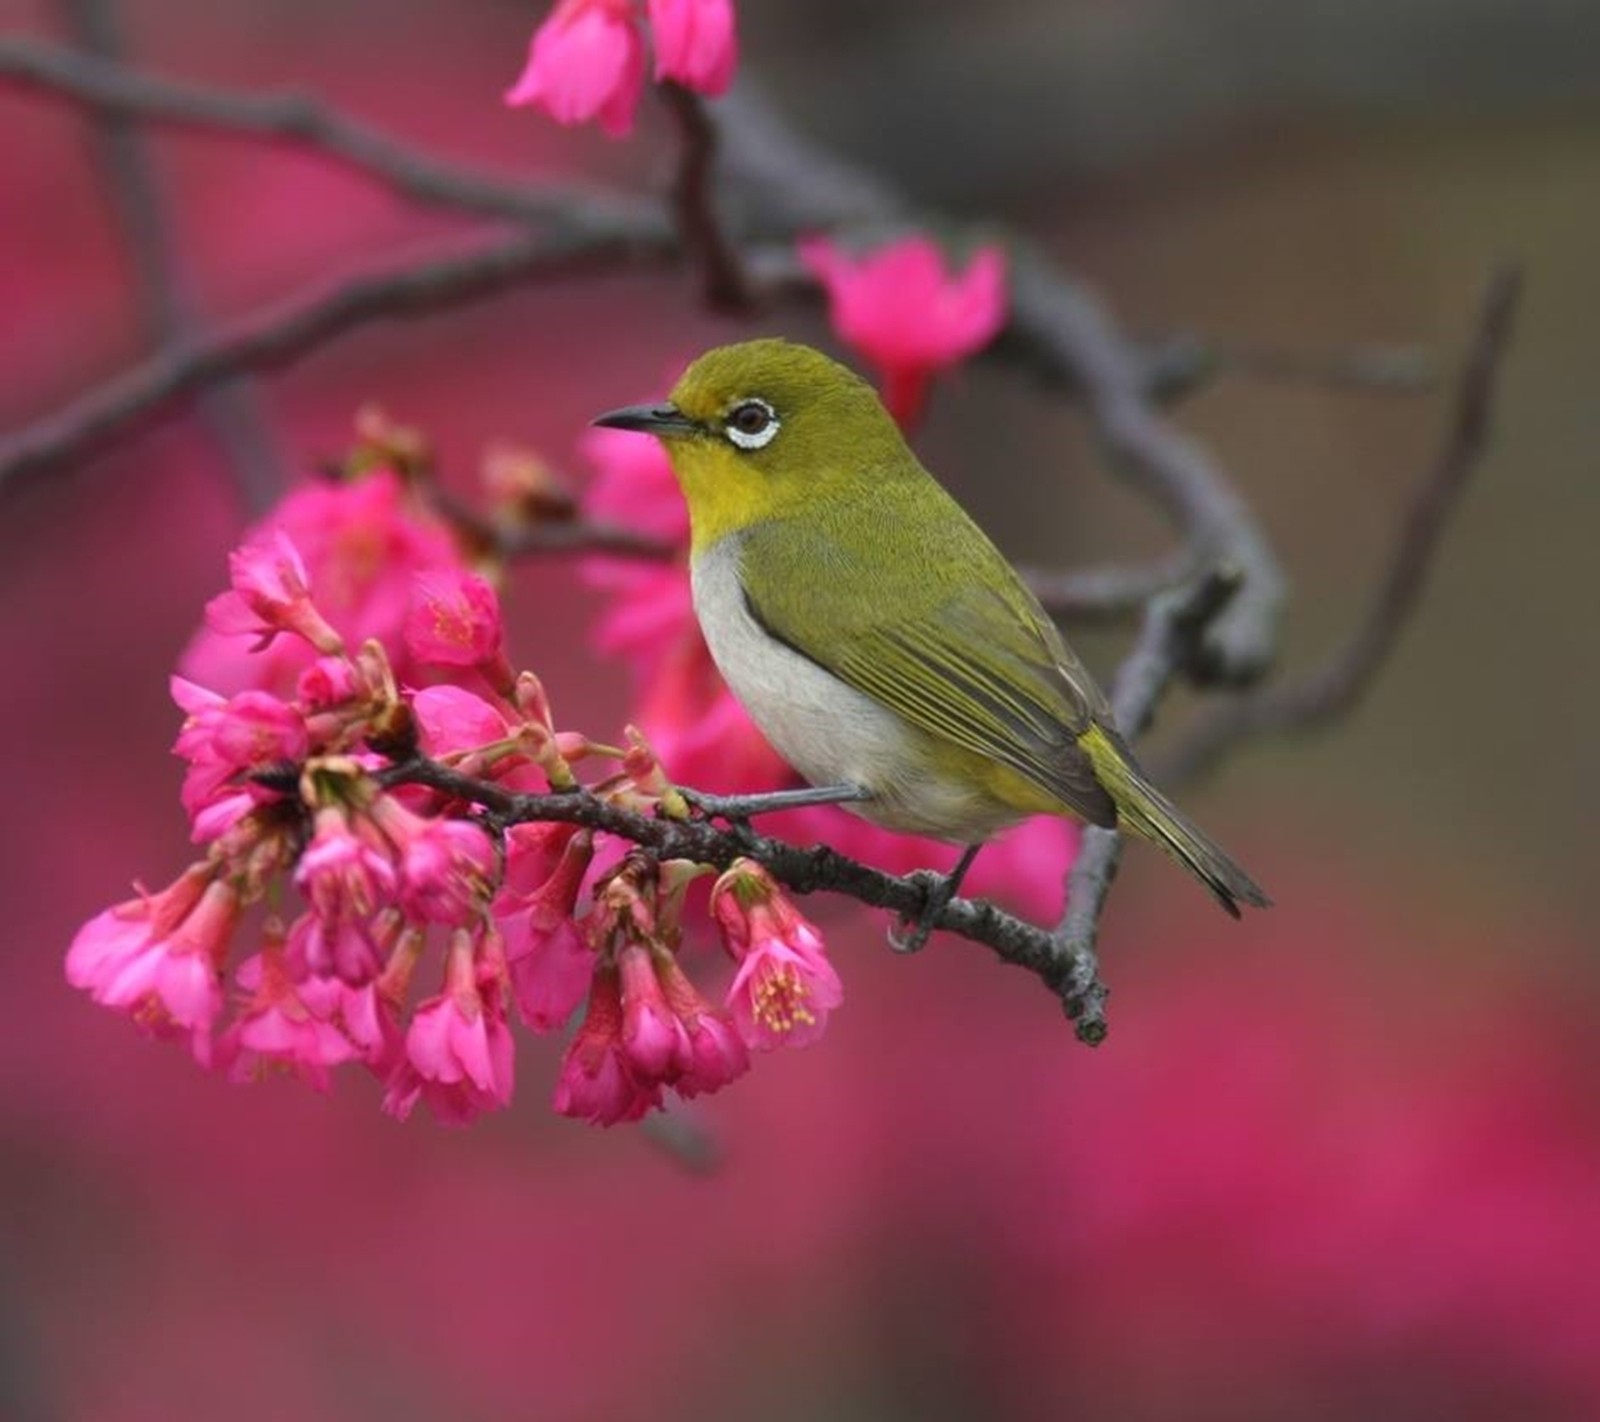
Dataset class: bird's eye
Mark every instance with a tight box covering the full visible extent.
[723,398,780,450]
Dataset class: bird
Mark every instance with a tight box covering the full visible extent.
[593,338,1269,925]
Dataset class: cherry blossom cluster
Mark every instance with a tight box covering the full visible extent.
[65,465,840,1127]
[505,0,737,137]
[62,206,1039,1128]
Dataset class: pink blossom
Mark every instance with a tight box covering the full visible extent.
[170,677,307,822]
[655,950,748,1096]
[384,930,514,1124]
[553,966,662,1125]
[332,980,407,1076]
[713,862,842,1050]
[181,470,464,697]
[504,0,646,139]
[187,789,256,843]
[69,872,239,1064]
[400,818,497,925]
[496,827,596,1031]
[293,916,413,1074]
[618,940,686,1078]
[404,568,509,679]
[799,234,1008,425]
[296,655,362,709]
[588,562,695,673]
[293,807,398,923]
[369,794,497,925]
[205,530,344,655]
[411,684,512,758]
[219,947,357,1091]
[66,864,210,994]
[648,0,737,96]
[510,916,593,1033]
[502,821,581,897]
[286,907,385,986]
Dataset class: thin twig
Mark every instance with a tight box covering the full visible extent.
[1004,247,1286,685]
[1053,569,1244,1042]
[423,483,684,563]
[0,38,651,233]
[0,227,674,489]
[1157,265,1522,786]
[658,84,753,312]
[58,0,283,513]
[1021,550,1193,622]
[1137,333,1438,403]
[497,520,681,561]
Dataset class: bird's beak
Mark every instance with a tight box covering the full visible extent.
[591,402,699,438]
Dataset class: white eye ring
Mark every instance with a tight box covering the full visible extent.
[723,398,780,451]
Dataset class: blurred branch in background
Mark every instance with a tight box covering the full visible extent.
[57,0,282,512]
[0,28,1520,1042]
[0,225,674,485]
[1057,567,1246,1039]
[1160,265,1523,786]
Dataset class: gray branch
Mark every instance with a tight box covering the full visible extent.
[0,38,649,232]
[0,226,674,488]
[1158,266,1521,785]
[381,758,1111,1028]
[57,0,283,511]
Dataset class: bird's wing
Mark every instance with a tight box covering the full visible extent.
[736,499,1118,827]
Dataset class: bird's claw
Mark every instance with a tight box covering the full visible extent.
[889,869,954,954]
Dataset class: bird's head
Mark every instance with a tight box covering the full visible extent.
[592,339,911,547]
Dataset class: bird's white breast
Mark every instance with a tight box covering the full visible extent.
[690,535,1022,840]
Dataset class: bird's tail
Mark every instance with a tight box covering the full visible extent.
[1077,725,1271,918]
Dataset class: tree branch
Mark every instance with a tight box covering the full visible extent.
[658,84,753,312]
[1002,248,1286,685]
[1020,550,1193,622]
[0,226,674,490]
[57,0,283,513]
[1053,568,1244,1042]
[1136,333,1438,403]
[380,757,1108,1024]
[1157,265,1522,786]
[0,38,652,233]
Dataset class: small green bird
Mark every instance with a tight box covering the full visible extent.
[595,339,1268,919]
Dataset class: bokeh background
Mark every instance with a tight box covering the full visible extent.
[3,1,1598,1419]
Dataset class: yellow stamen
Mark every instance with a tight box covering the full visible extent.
[753,962,816,1035]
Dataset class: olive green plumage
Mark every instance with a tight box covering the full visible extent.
[734,476,1119,830]
[595,339,1269,917]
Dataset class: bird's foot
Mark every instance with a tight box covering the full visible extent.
[888,870,954,954]
[887,843,984,954]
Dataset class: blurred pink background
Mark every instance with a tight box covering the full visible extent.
[4,2,1599,1419]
